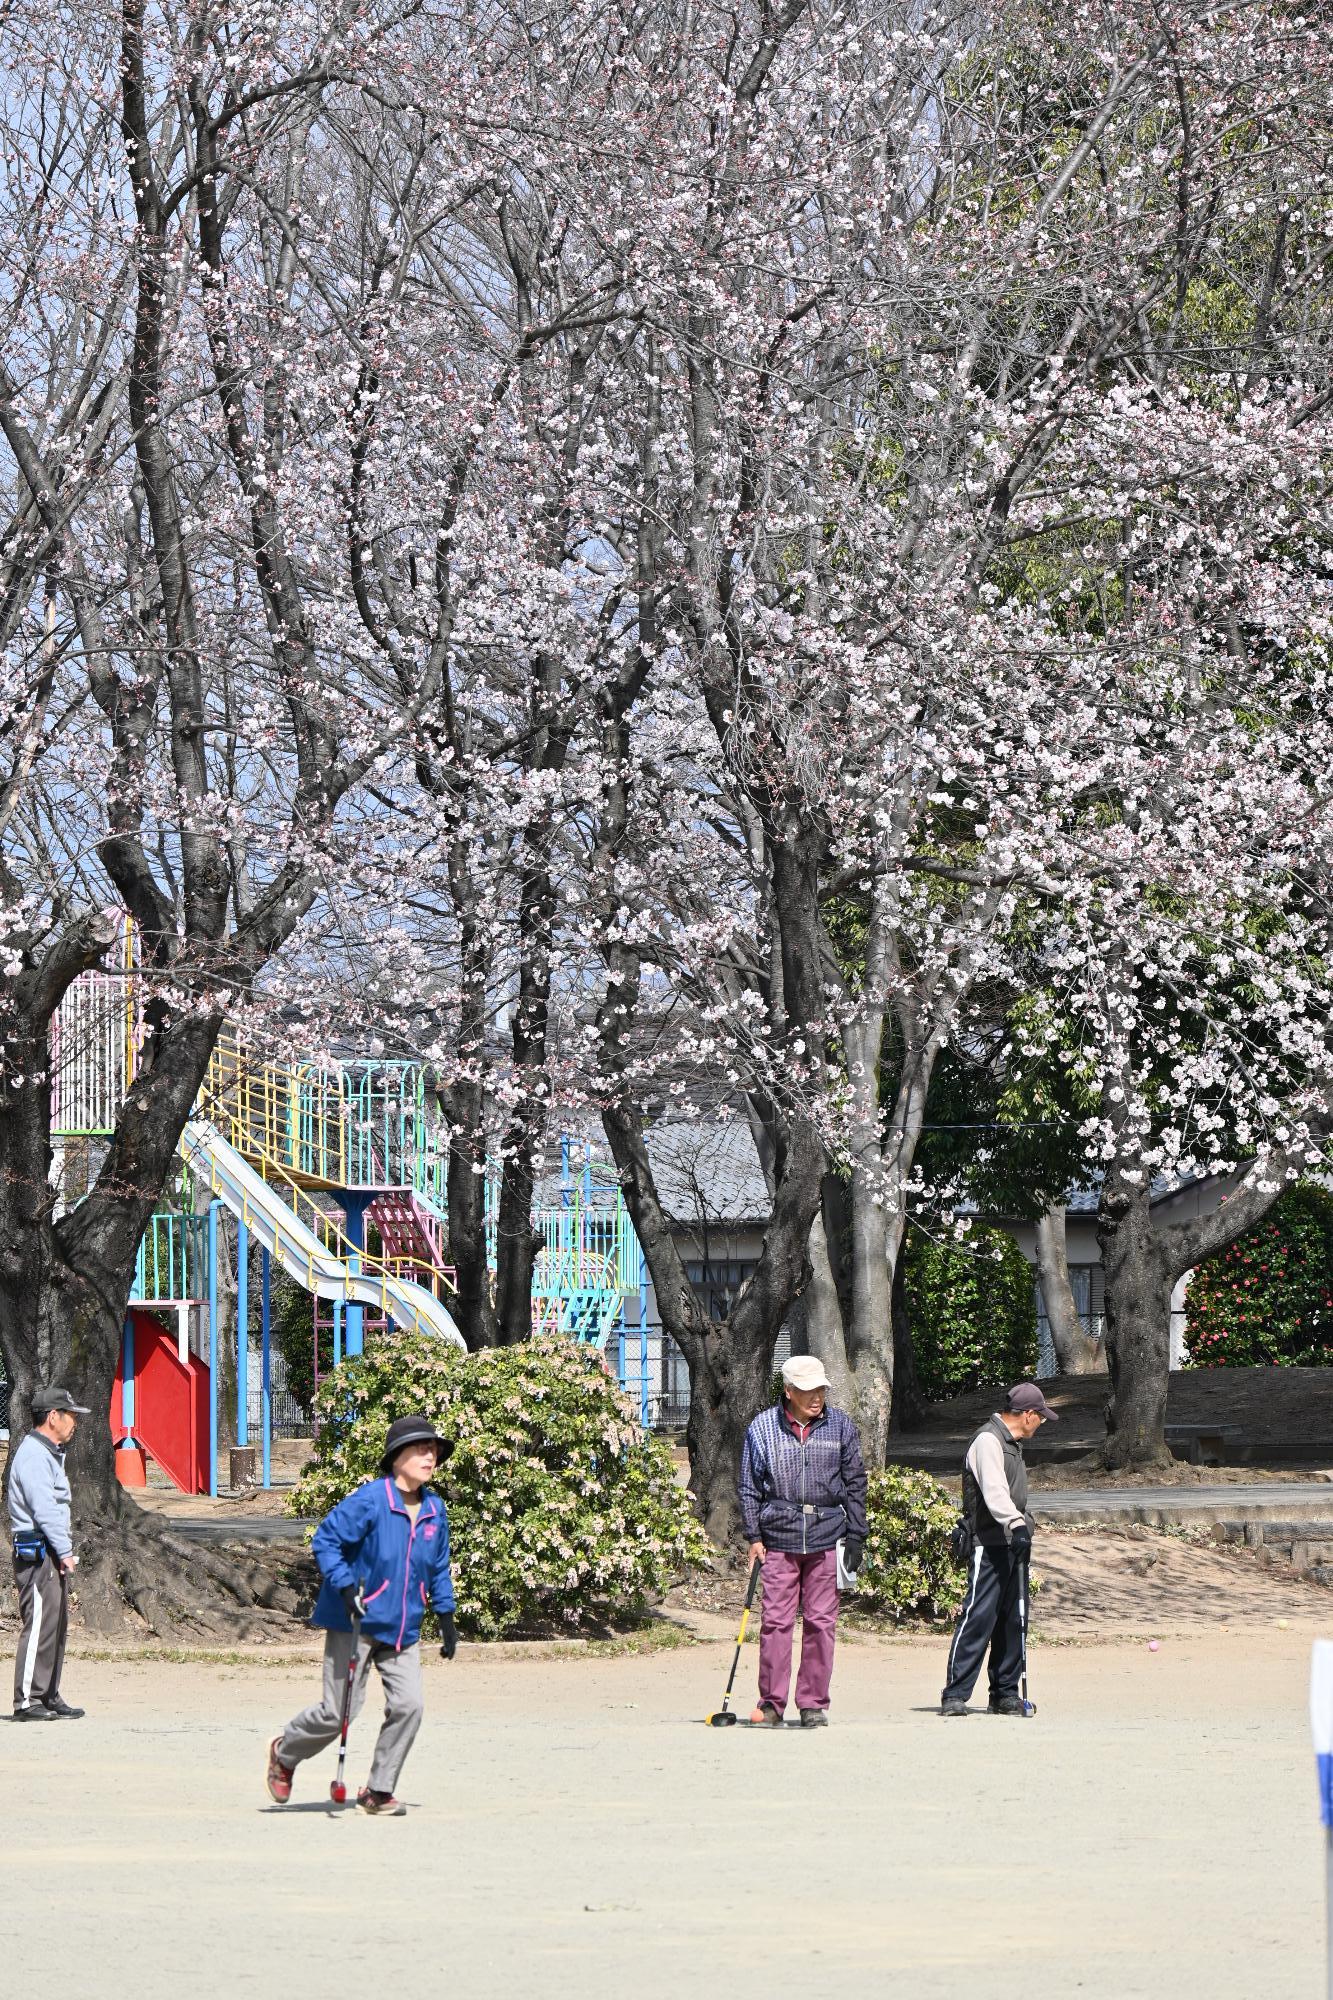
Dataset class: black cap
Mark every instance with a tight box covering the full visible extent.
[32,1387,91,1417]
[1006,1383,1059,1422]
[379,1414,448,1473]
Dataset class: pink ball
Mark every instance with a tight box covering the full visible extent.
[1148,1640,1160,1652]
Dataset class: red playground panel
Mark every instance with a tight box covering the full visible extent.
[111,1307,210,1495]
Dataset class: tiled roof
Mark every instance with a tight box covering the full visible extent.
[644,1119,771,1227]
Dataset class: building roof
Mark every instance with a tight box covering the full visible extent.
[644,1119,771,1228]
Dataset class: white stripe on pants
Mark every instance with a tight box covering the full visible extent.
[278,1630,425,1794]
[13,1555,67,1711]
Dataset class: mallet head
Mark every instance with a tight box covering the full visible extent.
[330,1780,348,1803]
[706,1710,739,1727]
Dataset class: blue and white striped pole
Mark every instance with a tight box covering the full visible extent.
[1310,1641,1333,1995]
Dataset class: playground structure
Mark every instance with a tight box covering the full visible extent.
[49,926,650,1495]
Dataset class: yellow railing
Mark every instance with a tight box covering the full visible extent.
[202,1029,349,1185]
[194,1054,458,1305]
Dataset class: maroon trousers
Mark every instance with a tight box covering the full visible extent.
[756,1548,840,1714]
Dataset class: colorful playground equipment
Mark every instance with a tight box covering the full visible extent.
[48,923,650,1495]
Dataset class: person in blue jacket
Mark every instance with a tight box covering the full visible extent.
[266,1414,458,1815]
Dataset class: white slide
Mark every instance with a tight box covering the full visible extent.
[181,1121,466,1350]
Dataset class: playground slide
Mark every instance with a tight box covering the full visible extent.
[180,1121,467,1351]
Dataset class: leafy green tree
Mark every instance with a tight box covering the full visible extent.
[902,1224,1039,1403]
[1185,1186,1333,1369]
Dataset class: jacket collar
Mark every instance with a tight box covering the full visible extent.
[988,1413,1021,1452]
[382,1477,441,1518]
[778,1400,831,1438]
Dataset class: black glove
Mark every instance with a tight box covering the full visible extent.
[1009,1525,1033,1556]
[341,1584,366,1622]
[438,1611,458,1661]
[842,1536,865,1575]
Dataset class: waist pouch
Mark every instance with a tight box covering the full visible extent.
[12,1536,48,1566]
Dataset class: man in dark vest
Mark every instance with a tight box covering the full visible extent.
[940,1382,1058,1717]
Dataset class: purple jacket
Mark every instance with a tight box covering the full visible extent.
[739,1402,868,1555]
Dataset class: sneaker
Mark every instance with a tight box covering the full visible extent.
[940,1697,968,1717]
[749,1701,784,1727]
[266,1737,294,1804]
[357,1787,407,1816]
[988,1694,1028,1717]
[41,1696,85,1719]
[13,1704,58,1722]
[799,1708,829,1728]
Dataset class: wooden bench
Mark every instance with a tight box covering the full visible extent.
[1165,1422,1244,1467]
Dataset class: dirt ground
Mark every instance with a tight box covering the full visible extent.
[4,1609,1326,2000]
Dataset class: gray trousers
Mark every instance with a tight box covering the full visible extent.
[278,1630,424,1794]
[13,1554,68,1712]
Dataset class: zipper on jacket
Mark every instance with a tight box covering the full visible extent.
[397,1509,419,1650]
[801,1439,808,1554]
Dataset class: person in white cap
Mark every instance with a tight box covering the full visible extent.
[737,1354,867,1727]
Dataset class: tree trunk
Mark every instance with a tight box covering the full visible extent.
[680,1328,775,1546]
[800,1208,855,1410]
[442,1079,498,1350]
[889,1251,926,1433]
[493,1153,541,1346]
[1035,1203,1105,1375]
[1097,1187,1173,1470]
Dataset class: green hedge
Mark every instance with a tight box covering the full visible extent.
[855,1468,966,1623]
[1184,1182,1333,1367]
[292,1331,708,1637]
[903,1223,1039,1402]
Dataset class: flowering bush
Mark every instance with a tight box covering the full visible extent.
[292,1332,709,1637]
[903,1224,1039,1403]
[1184,1183,1333,1369]
[855,1468,966,1623]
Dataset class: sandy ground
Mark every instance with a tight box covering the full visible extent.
[5,1608,1328,2000]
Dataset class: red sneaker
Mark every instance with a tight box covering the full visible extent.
[356,1787,406,1816]
[266,1737,294,1804]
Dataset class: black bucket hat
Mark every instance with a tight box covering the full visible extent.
[379,1414,449,1474]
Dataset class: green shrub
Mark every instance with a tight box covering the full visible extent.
[903,1223,1039,1402]
[1185,1182,1333,1368]
[291,1330,709,1637]
[854,1467,966,1623]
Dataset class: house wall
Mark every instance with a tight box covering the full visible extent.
[1005,1174,1242,1372]
[633,1225,790,1428]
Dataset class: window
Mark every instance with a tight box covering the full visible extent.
[683,1258,758,1322]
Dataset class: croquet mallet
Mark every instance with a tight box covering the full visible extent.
[705,1556,762,1726]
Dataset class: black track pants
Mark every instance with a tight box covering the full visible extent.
[13,1554,68,1713]
[942,1543,1027,1704]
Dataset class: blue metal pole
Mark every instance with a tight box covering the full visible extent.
[207,1200,219,1498]
[342,1192,368,1357]
[261,1248,272,1490]
[236,1216,249,1448]
[333,1297,343,1368]
[639,1267,649,1429]
[121,1317,136,1444]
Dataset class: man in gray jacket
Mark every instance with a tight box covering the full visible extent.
[940,1382,1057,1718]
[8,1386,89,1720]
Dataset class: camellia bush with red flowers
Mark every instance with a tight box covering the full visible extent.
[1183,1185,1333,1369]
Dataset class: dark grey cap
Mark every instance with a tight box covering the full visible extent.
[32,1386,91,1416]
[379,1413,448,1473]
[1006,1382,1059,1422]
